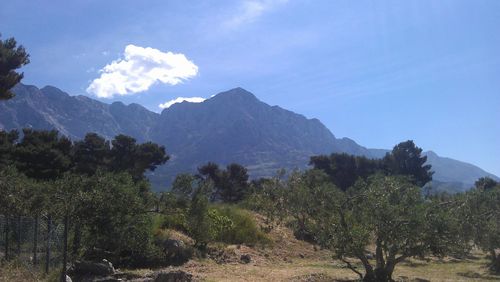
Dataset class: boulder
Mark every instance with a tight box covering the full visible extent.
[240,254,251,264]
[154,270,193,282]
[69,259,115,276]
[162,239,192,266]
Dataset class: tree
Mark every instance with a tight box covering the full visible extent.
[171,173,196,201]
[314,175,464,281]
[53,173,85,281]
[0,34,30,100]
[474,177,498,191]
[284,169,336,241]
[383,140,433,186]
[77,171,155,266]
[463,181,500,273]
[0,129,19,171]
[246,170,288,231]
[0,167,28,260]
[310,153,381,191]
[197,162,250,202]
[218,163,250,202]
[187,181,214,249]
[197,162,220,182]
[72,133,110,175]
[109,134,169,181]
[14,129,73,180]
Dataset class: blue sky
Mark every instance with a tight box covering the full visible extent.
[1,0,499,176]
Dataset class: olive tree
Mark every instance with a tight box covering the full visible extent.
[314,175,464,281]
[463,180,500,273]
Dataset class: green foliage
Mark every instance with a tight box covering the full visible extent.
[0,166,34,216]
[462,182,500,273]
[284,170,336,241]
[171,173,196,201]
[0,130,19,171]
[313,175,464,281]
[383,140,433,186]
[109,135,169,181]
[310,153,381,191]
[244,171,288,231]
[187,189,213,248]
[76,172,155,266]
[72,133,110,175]
[213,206,269,245]
[161,213,189,233]
[198,162,250,202]
[15,129,73,181]
[311,140,433,192]
[0,33,30,100]
[474,177,498,191]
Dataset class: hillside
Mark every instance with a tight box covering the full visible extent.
[1,84,497,191]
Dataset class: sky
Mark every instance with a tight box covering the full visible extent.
[1,0,499,176]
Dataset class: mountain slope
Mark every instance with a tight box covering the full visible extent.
[423,151,499,192]
[1,84,497,191]
[150,88,344,182]
[0,84,158,141]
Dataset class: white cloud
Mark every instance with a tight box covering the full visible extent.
[225,0,288,28]
[87,44,198,98]
[159,97,206,109]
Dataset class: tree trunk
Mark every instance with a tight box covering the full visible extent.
[16,215,21,256]
[490,249,500,273]
[45,215,51,274]
[4,216,9,260]
[61,214,69,282]
[33,214,38,265]
[359,255,376,282]
[362,262,396,282]
[72,223,81,257]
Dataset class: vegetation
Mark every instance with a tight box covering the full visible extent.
[310,140,433,191]
[251,141,497,281]
[198,162,250,202]
[0,129,168,270]
[0,33,30,100]
[461,178,500,273]
[314,175,465,281]
[1,128,499,282]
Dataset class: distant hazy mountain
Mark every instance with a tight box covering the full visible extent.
[423,151,499,193]
[1,84,497,191]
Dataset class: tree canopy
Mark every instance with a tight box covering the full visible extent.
[0,33,30,100]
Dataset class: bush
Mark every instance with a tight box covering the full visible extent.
[161,213,189,233]
[213,206,270,246]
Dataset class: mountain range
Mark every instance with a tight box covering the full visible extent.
[1,84,498,192]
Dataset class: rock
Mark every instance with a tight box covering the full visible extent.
[93,278,122,282]
[154,270,193,282]
[162,239,192,266]
[240,254,251,264]
[69,259,115,276]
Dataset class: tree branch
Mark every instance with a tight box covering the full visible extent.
[341,257,363,279]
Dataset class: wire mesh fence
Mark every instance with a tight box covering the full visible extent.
[0,214,64,273]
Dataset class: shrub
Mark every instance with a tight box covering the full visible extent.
[161,213,189,233]
[213,206,270,245]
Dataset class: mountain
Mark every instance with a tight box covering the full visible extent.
[423,151,499,193]
[1,84,497,191]
[0,84,158,142]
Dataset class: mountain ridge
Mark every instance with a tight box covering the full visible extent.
[1,83,497,191]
